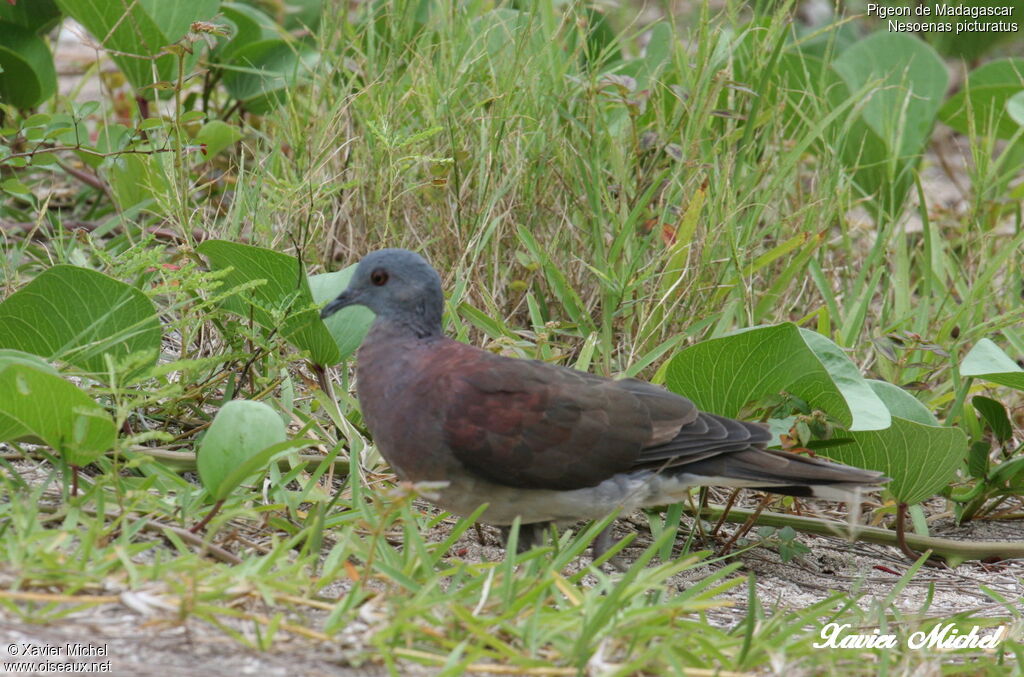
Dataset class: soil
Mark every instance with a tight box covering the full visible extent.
[2,455,1021,676]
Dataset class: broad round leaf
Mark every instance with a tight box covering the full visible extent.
[280,0,321,31]
[776,52,890,208]
[866,380,936,427]
[0,349,59,376]
[833,32,947,161]
[0,363,116,467]
[841,418,966,506]
[0,265,162,378]
[221,39,319,114]
[939,59,1024,140]
[0,20,57,108]
[56,0,219,97]
[308,266,374,360]
[0,0,61,33]
[665,323,890,431]
[196,400,287,500]
[214,2,278,63]
[831,32,947,212]
[198,240,341,365]
[960,338,1024,391]
[1008,91,1024,128]
[195,120,243,160]
[103,152,172,213]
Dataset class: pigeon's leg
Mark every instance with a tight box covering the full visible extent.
[499,522,549,553]
[592,523,627,571]
[473,522,488,545]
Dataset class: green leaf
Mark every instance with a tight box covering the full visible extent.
[0,265,162,378]
[23,113,52,128]
[196,399,288,500]
[665,323,890,431]
[55,0,220,97]
[195,119,242,160]
[833,32,947,162]
[279,0,321,31]
[216,437,317,501]
[924,3,1022,61]
[1007,90,1024,129]
[103,152,172,213]
[840,418,966,506]
[0,0,62,33]
[631,20,672,90]
[960,338,1024,390]
[220,39,319,114]
[0,349,60,376]
[939,58,1024,140]
[0,363,116,467]
[75,101,100,118]
[308,266,374,360]
[85,122,131,168]
[665,324,965,504]
[214,2,279,63]
[967,440,990,480]
[972,396,1012,444]
[30,151,58,166]
[867,380,937,426]
[197,240,341,365]
[776,51,889,215]
[2,178,31,196]
[832,32,947,213]
[471,9,533,61]
[0,20,57,108]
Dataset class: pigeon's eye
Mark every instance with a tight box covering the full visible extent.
[370,268,389,286]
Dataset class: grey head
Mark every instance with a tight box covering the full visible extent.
[320,248,444,338]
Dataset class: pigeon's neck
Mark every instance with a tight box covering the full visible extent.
[374,304,443,340]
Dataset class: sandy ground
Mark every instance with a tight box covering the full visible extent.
[1,453,1021,676]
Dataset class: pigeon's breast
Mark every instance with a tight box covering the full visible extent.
[355,329,455,482]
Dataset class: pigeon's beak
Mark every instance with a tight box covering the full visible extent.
[320,288,360,319]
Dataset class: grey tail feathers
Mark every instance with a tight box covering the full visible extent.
[676,447,888,503]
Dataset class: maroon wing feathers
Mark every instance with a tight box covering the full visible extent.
[439,343,775,491]
[442,352,680,490]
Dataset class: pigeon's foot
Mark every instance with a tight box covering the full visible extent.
[499,522,550,553]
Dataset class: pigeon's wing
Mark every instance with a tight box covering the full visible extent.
[441,351,696,490]
[631,412,773,469]
[607,378,772,469]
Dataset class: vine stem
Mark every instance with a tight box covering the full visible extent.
[695,504,1024,566]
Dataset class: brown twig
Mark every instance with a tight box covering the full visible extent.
[895,501,941,566]
[0,219,208,243]
[711,488,740,537]
[32,502,242,565]
[190,498,226,534]
[0,143,201,164]
[717,493,771,556]
[156,519,241,565]
[57,160,111,196]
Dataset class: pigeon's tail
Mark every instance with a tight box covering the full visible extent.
[673,447,888,503]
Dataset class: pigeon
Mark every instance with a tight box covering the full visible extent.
[320,249,887,558]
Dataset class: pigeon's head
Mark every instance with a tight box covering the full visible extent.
[320,248,444,336]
